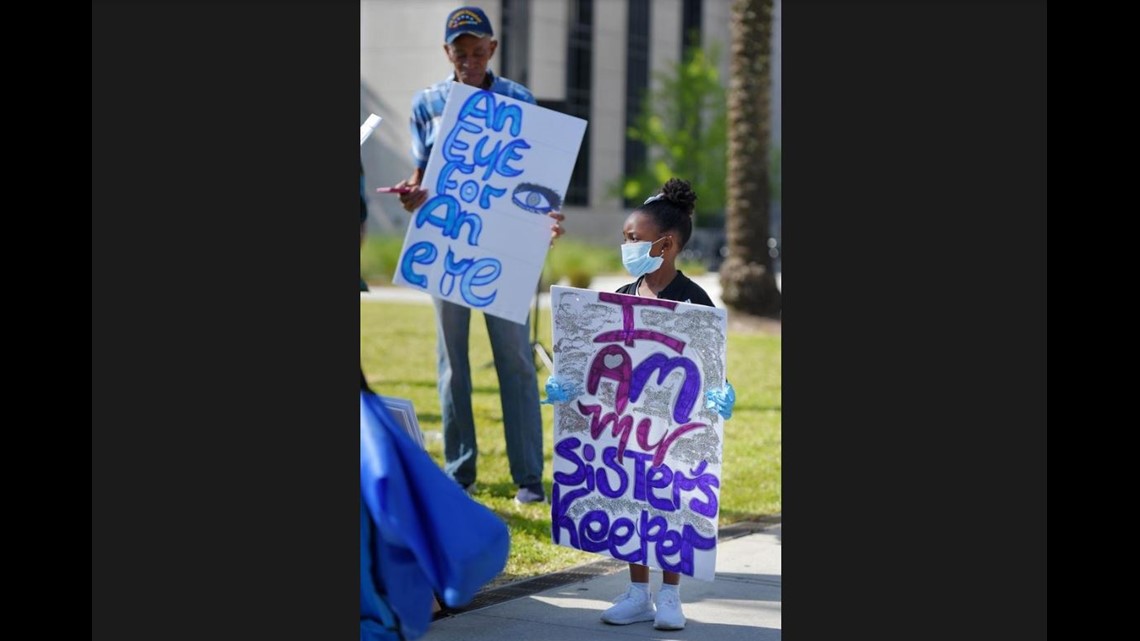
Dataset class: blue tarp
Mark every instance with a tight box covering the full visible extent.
[360,391,510,640]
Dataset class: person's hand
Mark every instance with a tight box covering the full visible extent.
[541,374,581,405]
[396,179,428,213]
[705,382,736,420]
[548,210,565,247]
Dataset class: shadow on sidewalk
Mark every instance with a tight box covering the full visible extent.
[428,597,781,641]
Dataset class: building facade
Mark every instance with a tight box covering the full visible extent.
[361,0,777,246]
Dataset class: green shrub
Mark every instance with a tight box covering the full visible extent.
[678,258,707,276]
[546,240,623,289]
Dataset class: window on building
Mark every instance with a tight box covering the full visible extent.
[564,0,593,206]
[499,0,530,86]
[682,0,703,51]
[624,0,651,208]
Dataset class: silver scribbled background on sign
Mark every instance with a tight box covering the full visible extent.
[551,287,727,537]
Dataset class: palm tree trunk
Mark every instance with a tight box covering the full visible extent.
[721,0,781,317]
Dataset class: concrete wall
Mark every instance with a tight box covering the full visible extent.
[527,0,568,101]
[704,0,732,81]
[587,1,629,213]
[649,0,682,96]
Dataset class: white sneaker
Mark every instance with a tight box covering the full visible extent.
[653,588,686,630]
[600,585,656,625]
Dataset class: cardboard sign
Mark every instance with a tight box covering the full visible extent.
[549,286,728,580]
[394,83,587,325]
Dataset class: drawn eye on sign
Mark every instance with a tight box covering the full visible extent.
[511,182,563,214]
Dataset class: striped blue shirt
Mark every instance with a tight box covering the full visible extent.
[409,71,536,169]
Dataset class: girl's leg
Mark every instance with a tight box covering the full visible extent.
[630,564,650,583]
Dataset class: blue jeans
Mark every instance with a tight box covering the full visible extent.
[434,298,544,488]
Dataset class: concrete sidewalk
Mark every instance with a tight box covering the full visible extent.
[424,522,782,641]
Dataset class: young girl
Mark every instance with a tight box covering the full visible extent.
[547,178,735,630]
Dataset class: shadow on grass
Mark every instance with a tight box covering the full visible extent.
[400,379,504,396]
[478,480,522,500]
[411,412,442,424]
[477,480,555,504]
[492,507,553,541]
[474,482,555,537]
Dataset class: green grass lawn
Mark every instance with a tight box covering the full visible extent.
[361,300,780,584]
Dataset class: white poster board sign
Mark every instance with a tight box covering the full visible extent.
[360,113,381,146]
[393,83,587,325]
[549,285,728,581]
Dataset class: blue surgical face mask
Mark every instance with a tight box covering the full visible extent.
[621,237,668,279]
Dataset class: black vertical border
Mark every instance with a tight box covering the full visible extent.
[93,1,360,638]
[784,1,1047,639]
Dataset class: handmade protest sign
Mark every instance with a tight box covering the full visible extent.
[393,83,587,325]
[549,285,728,581]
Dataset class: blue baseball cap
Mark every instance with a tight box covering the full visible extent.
[445,6,494,44]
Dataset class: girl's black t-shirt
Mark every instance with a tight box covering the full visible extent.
[615,270,715,308]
